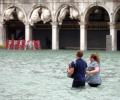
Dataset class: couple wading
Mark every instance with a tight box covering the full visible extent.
[67,51,101,88]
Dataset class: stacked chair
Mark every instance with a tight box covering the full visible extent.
[5,39,41,50]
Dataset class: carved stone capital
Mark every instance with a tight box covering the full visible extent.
[79,22,87,26]
[51,22,58,26]
[109,22,115,29]
[25,21,30,26]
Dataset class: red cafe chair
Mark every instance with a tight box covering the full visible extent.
[32,40,36,50]
[20,40,25,50]
[16,40,20,50]
[10,39,14,49]
[5,40,9,49]
[36,40,41,49]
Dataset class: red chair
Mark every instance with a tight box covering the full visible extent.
[10,39,14,49]
[32,40,40,50]
[5,40,9,49]
[36,40,41,49]
[19,40,25,49]
[8,40,11,49]
[32,40,36,50]
[16,40,20,50]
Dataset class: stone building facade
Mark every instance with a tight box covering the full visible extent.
[0,0,120,51]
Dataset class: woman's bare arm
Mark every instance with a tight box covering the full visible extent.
[86,67,100,76]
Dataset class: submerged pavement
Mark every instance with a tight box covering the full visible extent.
[0,50,120,100]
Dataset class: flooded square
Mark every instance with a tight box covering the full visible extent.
[0,50,120,100]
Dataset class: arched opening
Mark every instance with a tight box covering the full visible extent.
[5,20,25,40]
[30,6,52,49]
[115,9,120,50]
[59,8,80,49]
[32,22,52,49]
[3,7,25,41]
[86,6,110,50]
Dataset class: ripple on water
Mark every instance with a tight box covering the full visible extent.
[0,50,120,100]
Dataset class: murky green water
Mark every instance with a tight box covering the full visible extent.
[0,50,120,100]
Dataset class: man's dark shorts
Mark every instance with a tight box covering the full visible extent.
[72,80,85,88]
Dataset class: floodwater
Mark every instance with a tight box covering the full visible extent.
[0,50,120,100]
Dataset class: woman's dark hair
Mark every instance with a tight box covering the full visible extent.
[76,51,83,58]
[90,54,100,63]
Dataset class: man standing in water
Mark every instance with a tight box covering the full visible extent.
[67,51,87,88]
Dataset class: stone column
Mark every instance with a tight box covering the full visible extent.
[0,22,5,46]
[51,22,59,50]
[110,22,117,51]
[25,23,31,41]
[0,0,3,15]
[80,23,87,51]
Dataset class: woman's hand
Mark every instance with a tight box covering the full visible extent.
[86,71,93,76]
[86,67,100,76]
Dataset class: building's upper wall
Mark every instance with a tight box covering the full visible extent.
[2,0,52,3]
[1,0,120,23]
[2,0,119,3]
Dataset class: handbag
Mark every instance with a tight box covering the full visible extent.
[67,60,76,78]
[67,72,74,78]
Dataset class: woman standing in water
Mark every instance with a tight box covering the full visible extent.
[86,54,102,87]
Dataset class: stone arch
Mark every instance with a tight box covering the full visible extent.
[54,4,80,24]
[29,5,52,26]
[85,5,110,50]
[3,6,26,40]
[55,4,80,49]
[112,5,120,23]
[113,5,120,50]
[29,5,52,49]
[83,4,110,23]
[2,5,27,24]
[113,5,120,22]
